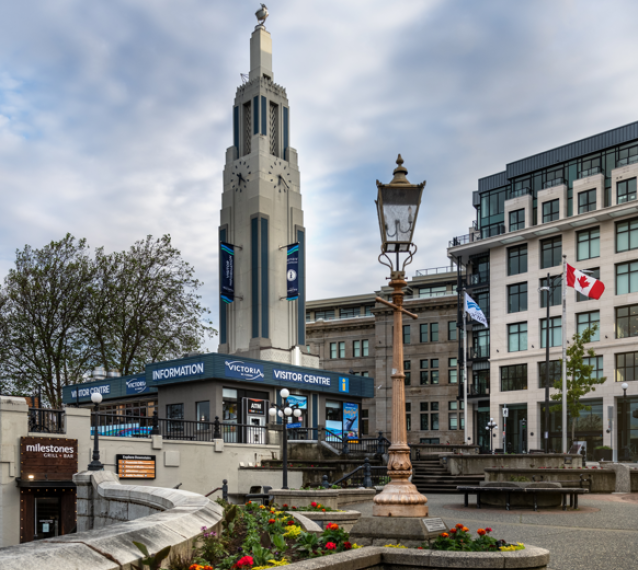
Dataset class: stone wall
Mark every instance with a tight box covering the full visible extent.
[0,470,223,570]
[445,454,583,476]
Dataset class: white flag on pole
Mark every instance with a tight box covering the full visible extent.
[464,292,488,328]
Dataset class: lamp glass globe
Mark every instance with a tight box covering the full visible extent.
[293,408,302,417]
[622,382,629,390]
[280,388,290,399]
[277,410,284,418]
[284,407,292,416]
[268,407,277,417]
[90,392,103,405]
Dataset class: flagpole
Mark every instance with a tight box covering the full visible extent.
[561,255,568,454]
[462,289,468,446]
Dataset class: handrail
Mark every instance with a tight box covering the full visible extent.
[29,407,65,434]
[205,479,229,501]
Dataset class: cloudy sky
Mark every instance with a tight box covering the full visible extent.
[2,1,638,351]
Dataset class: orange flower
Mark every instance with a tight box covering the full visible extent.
[322,508,326,512]
[455,523,464,529]
[440,532,449,538]
[462,527,469,532]
[477,529,486,536]
[327,523,339,530]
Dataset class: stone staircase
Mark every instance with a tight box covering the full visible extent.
[412,456,484,494]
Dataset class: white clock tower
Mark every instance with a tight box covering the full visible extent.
[218,18,317,367]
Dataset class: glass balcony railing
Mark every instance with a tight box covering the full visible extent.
[617,154,638,167]
[507,187,532,200]
[578,166,601,178]
[542,177,565,189]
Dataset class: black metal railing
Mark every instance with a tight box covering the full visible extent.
[285,427,390,456]
[451,223,507,245]
[92,413,270,444]
[327,458,388,488]
[29,408,65,433]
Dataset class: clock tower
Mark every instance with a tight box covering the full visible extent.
[218,19,316,367]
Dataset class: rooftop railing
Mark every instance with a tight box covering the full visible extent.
[542,177,565,189]
[414,265,460,276]
[617,154,638,167]
[507,187,533,200]
[578,166,601,178]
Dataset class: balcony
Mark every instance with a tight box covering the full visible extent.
[470,346,489,360]
[449,224,505,248]
[468,271,489,286]
[578,166,601,179]
[507,187,533,200]
[468,382,490,398]
[617,154,638,167]
[414,265,460,277]
[542,177,565,189]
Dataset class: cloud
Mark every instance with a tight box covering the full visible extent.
[1,1,638,352]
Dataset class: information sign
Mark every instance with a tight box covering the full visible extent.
[116,454,156,479]
[422,518,447,534]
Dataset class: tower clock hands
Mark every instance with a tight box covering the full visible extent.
[278,174,289,190]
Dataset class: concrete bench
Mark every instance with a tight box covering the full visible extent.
[457,485,588,511]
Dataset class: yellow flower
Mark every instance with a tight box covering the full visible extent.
[259,505,266,510]
[352,544,362,549]
[283,525,302,538]
[384,544,407,548]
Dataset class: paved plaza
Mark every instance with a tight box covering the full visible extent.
[351,493,638,570]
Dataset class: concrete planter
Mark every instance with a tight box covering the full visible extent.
[337,488,376,507]
[287,509,361,531]
[273,545,550,570]
[445,454,583,476]
[270,489,339,510]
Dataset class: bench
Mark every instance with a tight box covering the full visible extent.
[457,485,588,512]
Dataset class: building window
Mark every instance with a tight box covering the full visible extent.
[406,414,411,431]
[419,286,447,298]
[340,307,357,319]
[315,309,334,321]
[361,409,369,435]
[448,321,457,341]
[616,218,638,253]
[449,401,458,410]
[539,360,561,389]
[577,311,600,341]
[404,360,411,385]
[578,189,596,213]
[167,403,184,420]
[339,342,345,358]
[540,316,562,348]
[617,177,637,204]
[361,371,369,377]
[501,364,527,392]
[420,414,429,430]
[617,261,638,295]
[330,343,337,359]
[508,282,528,313]
[196,401,210,423]
[449,357,458,384]
[577,228,600,261]
[420,324,429,343]
[577,268,600,302]
[616,304,638,338]
[431,323,439,342]
[508,245,528,276]
[431,359,439,385]
[403,325,411,344]
[473,329,490,359]
[542,199,560,223]
[431,413,439,430]
[353,340,361,358]
[616,351,638,383]
[539,276,561,308]
[583,356,603,379]
[362,339,369,356]
[509,209,525,231]
[431,402,439,411]
[540,237,562,269]
[475,290,489,316]
[449,413,458,430]
[508,322,527,352]
[364,305,373,316]
[420,402,428,411]
[420,360,428,385]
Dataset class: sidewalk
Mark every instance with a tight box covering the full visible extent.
[349,493,638,570]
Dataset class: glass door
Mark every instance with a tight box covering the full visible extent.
[35,497,60,540]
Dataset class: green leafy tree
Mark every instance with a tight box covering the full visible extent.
[0,235,94,406]
[87,235,215,376]
[0,234,216,407]
[550,325,606,443]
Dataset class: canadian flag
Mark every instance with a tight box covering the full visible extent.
[566,264,605,300]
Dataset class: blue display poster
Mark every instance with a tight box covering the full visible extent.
[286,243,299,301]
[220,242,235,303]
[343,402,359,440]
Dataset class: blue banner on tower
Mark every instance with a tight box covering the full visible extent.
[220,242,235,304]
[286,243,299,301]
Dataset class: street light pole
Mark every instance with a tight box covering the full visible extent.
[88,392,104,471]
[486,418,497,454]
[269,388,302,489]
[621,382,630,462]
[543,273,551,453]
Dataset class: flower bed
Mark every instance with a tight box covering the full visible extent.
[428,523,525,552]
[270,489,339,510]
[186,501,361,570]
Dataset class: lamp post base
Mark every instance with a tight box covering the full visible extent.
[372,479,428,518]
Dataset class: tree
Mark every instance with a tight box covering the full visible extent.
[87,235,215,376]
[550,325,606,443]
[0,234,216,407]
[0,235,94,407]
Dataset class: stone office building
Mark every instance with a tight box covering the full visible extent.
[306,267,466,445]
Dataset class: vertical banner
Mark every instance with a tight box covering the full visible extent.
[343,402,359,440]
[286,243,299,301]
[220,242,235,304]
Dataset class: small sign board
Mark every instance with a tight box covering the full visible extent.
[422,518,448,534]
[21,437,78,481]
[116,454,156,479]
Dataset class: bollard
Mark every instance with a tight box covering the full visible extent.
[222,479,228,502]
[363,457,373,488]
[150,410,160,435]
[213,416,222,440]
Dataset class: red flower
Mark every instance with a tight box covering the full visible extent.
[477,529,486,536]
[343,542,352,550]
[283,504,288,507]
[311,501,318,507]
[287,520,295,526]
[417,547,424,550]
[325,542,337,550]
[268,518,275,524]
[236,555,254,568]
[327,523,339,530]
[455,523,464,529]
[486,527,492,533]
[450,528,457,534]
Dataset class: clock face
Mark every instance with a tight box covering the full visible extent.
[230,160,252,191]
[268,159,293,192]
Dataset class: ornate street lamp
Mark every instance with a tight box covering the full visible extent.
[621,382,631,462]
[486,418,497,454]
[372,155,428,517]
[269,388,302,489]
[88,392,104,471]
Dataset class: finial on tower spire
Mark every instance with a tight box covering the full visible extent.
[390,154,410,184]
[255,4,269,28]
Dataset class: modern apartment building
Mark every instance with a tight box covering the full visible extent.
[448,121,638,460]
[306,268,466,446]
